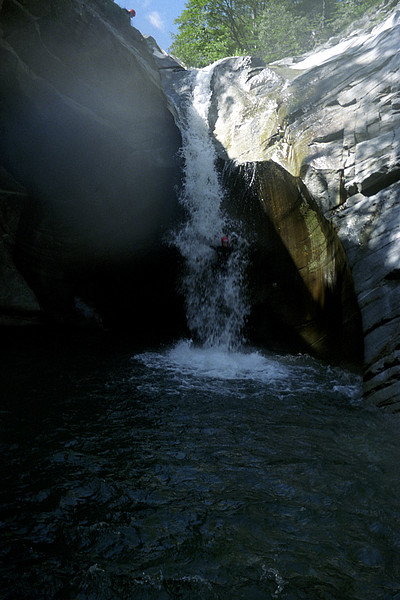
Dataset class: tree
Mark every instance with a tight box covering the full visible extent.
[328,0,385,34]
[258,3,313,63]
[170,0,386,68]
[170,0,239,67]
[170,0,269,67]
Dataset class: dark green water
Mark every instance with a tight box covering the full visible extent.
[1,331,400,599]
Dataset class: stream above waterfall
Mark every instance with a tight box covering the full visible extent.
[1,331,400,600]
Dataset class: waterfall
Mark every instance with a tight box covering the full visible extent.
[168,62,249,351]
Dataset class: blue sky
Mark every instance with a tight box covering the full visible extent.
[115,0,187,52]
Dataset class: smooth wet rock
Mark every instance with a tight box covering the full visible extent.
[222,160,363,364]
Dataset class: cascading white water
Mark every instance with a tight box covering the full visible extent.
[170,62,249,350]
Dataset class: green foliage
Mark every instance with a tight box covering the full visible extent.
[258,3,313,63]
[169,0,386,68]
[327,0,384,33]
[170,0,239,67]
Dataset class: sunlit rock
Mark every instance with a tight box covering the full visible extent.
[185,6,400,410]
[332,185,400,411]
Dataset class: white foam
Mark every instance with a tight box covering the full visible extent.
[135,339,287,383]
[133,341,362,403]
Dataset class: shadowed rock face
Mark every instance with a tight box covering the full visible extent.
[0,167,40,324]
[0,0,185,333]
[222,161,363,365]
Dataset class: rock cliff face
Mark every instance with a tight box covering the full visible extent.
[0,167,40,324]
[0,0,184,334]
[180,4,399,409]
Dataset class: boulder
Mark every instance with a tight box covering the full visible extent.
[222,160,363,365]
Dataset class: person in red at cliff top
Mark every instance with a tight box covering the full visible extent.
[124,8,136,17]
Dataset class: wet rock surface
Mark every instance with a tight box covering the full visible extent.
[222,161,363,366]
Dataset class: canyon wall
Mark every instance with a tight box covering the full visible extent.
[0,0,184,334]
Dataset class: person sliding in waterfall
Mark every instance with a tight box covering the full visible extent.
[214,235,233,269]
[220,236,231,252]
